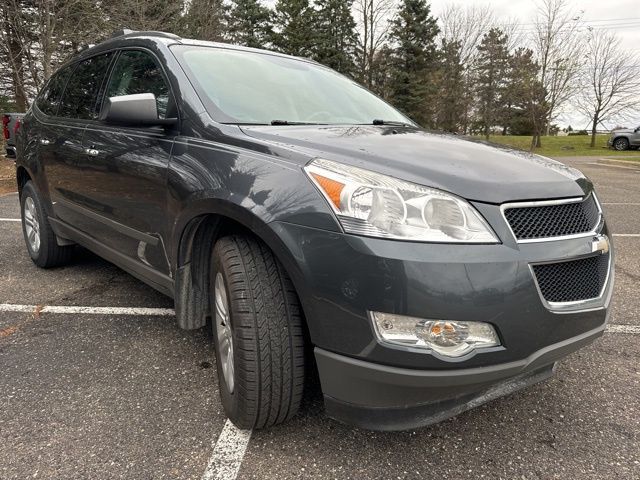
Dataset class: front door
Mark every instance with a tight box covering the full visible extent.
[632,126,640,147]
[78,49,176,276]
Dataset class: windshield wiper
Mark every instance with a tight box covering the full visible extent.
[223,122,270,126]
[371,119,414,127]
[270,120,328,126]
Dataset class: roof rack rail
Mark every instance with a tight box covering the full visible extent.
[108,29,181,40]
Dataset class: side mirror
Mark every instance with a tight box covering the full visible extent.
[100,93,176,126]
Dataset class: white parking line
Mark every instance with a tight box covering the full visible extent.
[201,420,252,480]
[1,300,254,479]
[587,162,640,170]
[2,300,638,480]
[613,234,640,237]
[0,303,175,316]
[602,203,640,206]
[0,218,20,222]
[606,324,640,334]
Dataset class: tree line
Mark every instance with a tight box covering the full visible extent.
[1,0,638,149]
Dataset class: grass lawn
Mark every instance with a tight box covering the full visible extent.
[474,134,640,158]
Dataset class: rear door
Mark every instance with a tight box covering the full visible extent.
[77,49,176,276]
[28,66,73,193]
[46,52,115,226]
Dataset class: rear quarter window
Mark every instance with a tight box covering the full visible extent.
[36,66,73,116]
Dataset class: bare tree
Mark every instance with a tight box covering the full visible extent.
[37,0,110,82]
[531,0,583,147]
[575,29,640,147]
[104,0,184,35]
[353,0,396,91]
[0,0,32,110]
[438,5,524,134]
[439,3,495,67]
[0,0,110,112]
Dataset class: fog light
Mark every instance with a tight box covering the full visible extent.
[370,312,500,358]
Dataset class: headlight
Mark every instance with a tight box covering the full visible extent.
[304,158,498,243]
[370,312,500,358]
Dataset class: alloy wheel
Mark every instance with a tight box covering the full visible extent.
[23,197,41,253]
[614,138,629,151]
[214,272,235,393]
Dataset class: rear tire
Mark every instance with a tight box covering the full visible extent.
[613,137,629,151]
[210,235,305,429]
[20,181,73,268]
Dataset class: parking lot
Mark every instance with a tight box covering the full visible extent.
[1,156,639,480]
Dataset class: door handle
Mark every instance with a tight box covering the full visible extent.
[39,138,51,145]
[84,148,100,156]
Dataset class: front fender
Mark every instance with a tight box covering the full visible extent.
[167,136,341,266]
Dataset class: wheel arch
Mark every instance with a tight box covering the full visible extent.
[172,199,314,342]
[16,165,32,195]
[612,135,630,147]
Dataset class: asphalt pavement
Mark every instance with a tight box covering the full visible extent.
[0,156,638,479]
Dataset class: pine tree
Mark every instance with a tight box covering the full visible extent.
[475,28,509,139]
[228,0,273,48]
[179,0,228,42]
[436,39,466,133]
[369,46,394,99]
[387,0,440,127]
[271,0,316,58]
[312,0,358,76]
[505,47,544,136]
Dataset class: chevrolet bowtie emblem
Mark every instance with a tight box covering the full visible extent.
[592,235,610,255]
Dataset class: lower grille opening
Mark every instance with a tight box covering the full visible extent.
[532,253,610,304]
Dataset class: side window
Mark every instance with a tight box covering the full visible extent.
[36,66,73,116]
[105,50,171,119]
[59,53,113,120]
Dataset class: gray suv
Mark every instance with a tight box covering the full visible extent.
[608,126,640,150]
[15,30,614,431]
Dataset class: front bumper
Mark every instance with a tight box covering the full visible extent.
[316,324,604,431]
[270,200,613,429]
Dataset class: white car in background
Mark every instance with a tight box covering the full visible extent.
[608,126,640,150]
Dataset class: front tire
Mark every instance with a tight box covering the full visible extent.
[20,181,73,268]
[210,235,305,429]
[613,137,630,151]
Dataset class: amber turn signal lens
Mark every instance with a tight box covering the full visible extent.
[370,312,500,358]
[310,173,345,210]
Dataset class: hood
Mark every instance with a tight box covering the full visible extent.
[611,129,635,134]
[240,125,590,204]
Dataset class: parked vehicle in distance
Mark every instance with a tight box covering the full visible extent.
[3,112,25,158]
[608,126,640,150]
[15,30,614,431]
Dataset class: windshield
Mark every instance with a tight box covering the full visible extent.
[171,45,412,126]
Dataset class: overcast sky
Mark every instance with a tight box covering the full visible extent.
[430,0,640,51]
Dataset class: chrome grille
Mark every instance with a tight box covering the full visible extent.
[504,195,600,241]
[532,253,609,304]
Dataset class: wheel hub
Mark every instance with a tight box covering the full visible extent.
[614,139,627,150]
[24,197,41,253]
[214,272,235,393]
